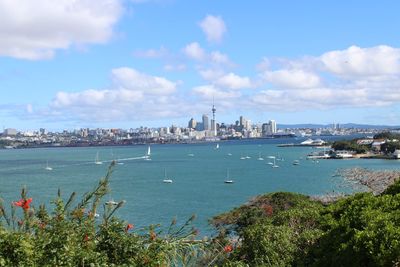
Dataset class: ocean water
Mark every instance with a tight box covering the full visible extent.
[1,138,399,236]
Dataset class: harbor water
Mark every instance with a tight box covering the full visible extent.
[1,137,399,236]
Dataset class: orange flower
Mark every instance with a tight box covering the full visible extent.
[224,244,233,253]
[125,223,134,232]
[150,231,156,241]
[262,204,274,216]
[13,198,32,210]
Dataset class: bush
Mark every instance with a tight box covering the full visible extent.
[0,162,201,266]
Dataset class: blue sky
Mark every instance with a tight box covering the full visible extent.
[1,0,400,131]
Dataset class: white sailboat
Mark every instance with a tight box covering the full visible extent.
[215,143,220,150]
[293,160,300,166]
[224,169,234,184]
[163,169,173,183]
[268,156,279,168]
[45,160,53,171]
[257,152,264,161]
[144,145,151,161]
[95,152,103,165]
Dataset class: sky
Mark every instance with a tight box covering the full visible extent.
[1,0,400,131]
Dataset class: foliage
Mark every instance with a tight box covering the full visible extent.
[1,162,400,266]
[373,131,400,140]
[0,162,201,266]
[331,140,370,154]
[212,187,400,266]
[380,141,400,154]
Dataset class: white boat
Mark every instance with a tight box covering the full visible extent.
[245,155,251,159]
[144,146,152,161]
[188,153,194,157]
[163,169,173,183]
[45,160,53,171]
[227,153,232,156]
[95,152,103,165]
[268,156,279,168]
[293,160,300,166]
[224,169,234,184]
[257,152,264,161]
[240,155,246,160]
[215,143,220,150]
[105,199,118,206]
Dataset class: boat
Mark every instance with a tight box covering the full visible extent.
[105,199,118,206]
[45,160,53,171]
[268,156,279,168]
[215,143,220,150]
[163,169,173,183]
[240,154,246,160]
[144,146,151,161]
[95,152,103,165]
[224,169,234,184]
[188,152,194,157]
[227,153,232,156]
[245,155,251,159]
[293,160,300,166]
[257,152,264,161]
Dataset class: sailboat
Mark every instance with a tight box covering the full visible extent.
[293,160,300,166]
[144,146,151,161]
[257,152,264,161]
[163,169,173,183]
[215,143,220,150]
[45,160,53,171]
[240,153,246,160]
[95,152,103,165]
[224,169,234,184]
[268,156,279,168]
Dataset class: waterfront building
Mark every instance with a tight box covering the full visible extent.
[202,114,209,130]
[3,128,17,136]
[269,120,277,134]
[188,118,197,129]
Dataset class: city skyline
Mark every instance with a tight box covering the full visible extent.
[1,1,400,131]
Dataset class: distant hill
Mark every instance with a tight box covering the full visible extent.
[278,123,400,129]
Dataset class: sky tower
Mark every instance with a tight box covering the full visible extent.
[211,98,217,136]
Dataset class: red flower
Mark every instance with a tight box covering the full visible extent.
[224,244,233,253]
[263,204,274,216]
[125,223,134,232]
[150,231,157,241]
[13,198,32,210]
[84,234,89,242]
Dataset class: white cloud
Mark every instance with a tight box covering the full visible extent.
[215,73,253,90]
[183,42,206,61]
[192,85,240,100]
[199,15,226,43]
[210,51,232,65]
[133,46,168,58]
[111,67,177,95]
[163,64,186,72]
[0,0,123,60]
[263,69,321,89]
[47,68,184,122]
[321,45,400,77]
[198,68,226,81]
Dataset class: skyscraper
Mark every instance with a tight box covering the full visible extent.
[202,114,209,130]
[188,118,197,129]
[269,120,277,134]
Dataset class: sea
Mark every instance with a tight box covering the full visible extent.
[1,136,399,236]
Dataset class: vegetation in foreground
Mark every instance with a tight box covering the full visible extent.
[0,162,399,266]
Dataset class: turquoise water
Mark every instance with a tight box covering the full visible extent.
[1,138,399,236]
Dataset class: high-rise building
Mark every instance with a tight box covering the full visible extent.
[188,118,197,129]
[269,120,277,134]
[239,116,246,127]
[202,114,209,130]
